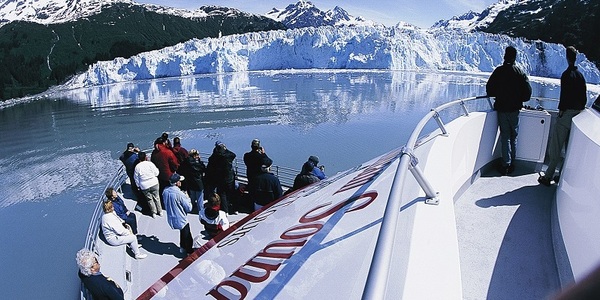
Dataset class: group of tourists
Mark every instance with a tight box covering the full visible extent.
[78,133,328,299]
[77,44,591,300]
[486,45,588,184]
[112,133,329,254]
[120,133,328,255]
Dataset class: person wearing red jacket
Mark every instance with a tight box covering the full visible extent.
[151,137,180,201]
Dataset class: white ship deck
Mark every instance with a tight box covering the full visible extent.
[455,164,561,299]
[110,160,564,299]
[85,98,600,299]
[114,187,258,299]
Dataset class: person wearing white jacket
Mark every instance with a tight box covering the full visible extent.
[101,200,147,259]
[134,151,162,218]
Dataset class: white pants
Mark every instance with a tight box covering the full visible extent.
[107,233,140,255]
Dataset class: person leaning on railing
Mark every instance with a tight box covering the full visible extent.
[538,46,587,186]
[486,46,532,176]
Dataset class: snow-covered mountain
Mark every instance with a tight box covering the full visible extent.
[265,0,375,28]
[61,26,600,90]
[0,0,130,26]
[431,0,518,31]
[0,0,266,27]
[432,0,600,67]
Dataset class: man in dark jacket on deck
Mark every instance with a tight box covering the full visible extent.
[486,46,532,175]
[251,157,283,211]
[243,139,272,193]
[538,46,587,186]
[205,141,237,214]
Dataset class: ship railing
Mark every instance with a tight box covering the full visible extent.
[81,165,128,299]
[362,95,495,299]
[81,151,298,299]
[83,152,297,252]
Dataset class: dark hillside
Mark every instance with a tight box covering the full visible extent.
[0,3,285,100]
[482,0,600,67]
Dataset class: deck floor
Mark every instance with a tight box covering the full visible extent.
[455,165,562,300]
[120,195,250,299]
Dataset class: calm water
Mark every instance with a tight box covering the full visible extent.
[0,70,561,298]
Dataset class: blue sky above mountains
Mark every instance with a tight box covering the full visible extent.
[137,0,499,27]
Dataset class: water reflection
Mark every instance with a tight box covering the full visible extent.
[0,70,568,300]
[56,70,492,124]
[2,70,565,209]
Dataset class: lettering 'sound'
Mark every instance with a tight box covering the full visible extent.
[207,191,379,299]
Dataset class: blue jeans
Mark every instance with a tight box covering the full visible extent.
[189,190,204,207]
[497,111,520,167]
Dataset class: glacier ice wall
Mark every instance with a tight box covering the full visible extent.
[64,26,600,89]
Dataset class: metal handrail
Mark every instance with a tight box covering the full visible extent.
[362,95,493,299]
[83,151,298,252]
[83,166,128,251]
[81,150,298,299]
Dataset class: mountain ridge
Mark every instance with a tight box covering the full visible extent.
[0,2,285,100]
[264,0,375,28]
[432,0,600,66]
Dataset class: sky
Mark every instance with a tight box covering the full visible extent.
[135,0,500,28]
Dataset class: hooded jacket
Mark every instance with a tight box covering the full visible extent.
[206,146,236,186]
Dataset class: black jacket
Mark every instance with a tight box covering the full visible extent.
[179,156,206,191]
[79,271,124,300]
[559,65,587,111]
[243,150,272,184]
[251,172,283,206]
[486,62,532,112]
[206,147,236,185]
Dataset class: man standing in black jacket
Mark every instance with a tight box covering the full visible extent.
[206,141,237,214]
[538,46,587,186]
[243,139,272,191]
[486,46,532,175]
[251,157,283,212]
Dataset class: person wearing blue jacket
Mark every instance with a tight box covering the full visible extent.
[119,142,147,212]
[105,188,138,235]
[163,173,194,255]
[307,155,326,180]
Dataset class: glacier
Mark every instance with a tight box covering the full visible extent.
[63,25,600,90]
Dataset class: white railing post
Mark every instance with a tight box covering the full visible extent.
[403,147,440,205]
[362,96,491,299]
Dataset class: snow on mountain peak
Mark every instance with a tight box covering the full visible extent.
[0,0,257,27]
[432,0,520,31]
[0,0,134,26]
[265,0,375,28]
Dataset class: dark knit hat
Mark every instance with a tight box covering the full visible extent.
[251,139,260,148]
